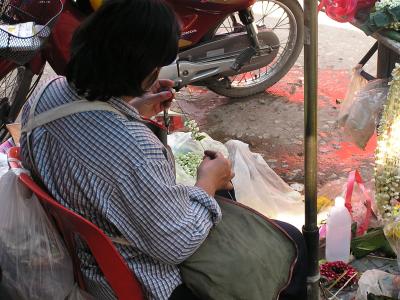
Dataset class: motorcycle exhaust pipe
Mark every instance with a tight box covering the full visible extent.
[158,57,237,89]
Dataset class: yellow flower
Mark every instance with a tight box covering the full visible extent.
[317,196,332,213]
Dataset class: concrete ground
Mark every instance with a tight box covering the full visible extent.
[175,13,379,189]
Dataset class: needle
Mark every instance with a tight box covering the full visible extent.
[163,105,170,134]
[162,87,175,134]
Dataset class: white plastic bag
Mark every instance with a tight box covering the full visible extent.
[342,79,389,149]
[67,284,94,300]
[356,269,400,300]
[225,140,306,228]
[0,152,8,177]
[0,170,74,300]
[169,132,229,186]
[338,65,369,126]
[169,132,228,157]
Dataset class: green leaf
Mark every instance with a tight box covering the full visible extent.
[319,259,327,265]
[195,135,206,141]
[351,227,396,259]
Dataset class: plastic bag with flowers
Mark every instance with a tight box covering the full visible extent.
[375,63,400,271]
[169,119,229,186]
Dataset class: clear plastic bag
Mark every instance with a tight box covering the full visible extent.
[355,269,400,300]
[169,131,229,157]
[169,132,229,186]
[318,171,376,237]
[318,175,375,235]
[0,170,74,300]
[225,140,305,228]
[338,65,369,127]
[342,79,389,149]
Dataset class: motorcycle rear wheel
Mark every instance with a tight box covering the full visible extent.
[207,0,303,98]
[0,66,36,142]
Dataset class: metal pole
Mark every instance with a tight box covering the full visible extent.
[302,0,319,299]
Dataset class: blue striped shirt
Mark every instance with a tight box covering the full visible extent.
[20,77,222,300]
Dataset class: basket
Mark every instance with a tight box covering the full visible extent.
[0,0,63,65]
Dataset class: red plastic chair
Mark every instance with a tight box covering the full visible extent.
[7,147,145,300]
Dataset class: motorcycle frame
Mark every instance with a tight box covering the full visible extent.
[0,0,258,79]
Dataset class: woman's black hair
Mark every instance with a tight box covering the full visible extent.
[65,0,180,101]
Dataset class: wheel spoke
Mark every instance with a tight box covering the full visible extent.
[207,0,301,92]
[273,18,289,30]
[4,73,13,97]
[222,22,230,34]
[228,16,233,32]
[275,21,290,28]
[2,71,17,100]
[264,3,279,17]
[257,5,281,24]
[3,74,10,96]
[261,0,264,19]
[272,12,287,29]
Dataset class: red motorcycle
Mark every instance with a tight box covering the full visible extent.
[0,0,303,141]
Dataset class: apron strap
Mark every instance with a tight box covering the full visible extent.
[22,100,125,134]
[21,78,127,176]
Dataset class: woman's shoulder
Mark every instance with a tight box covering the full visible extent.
[26,76,78,111]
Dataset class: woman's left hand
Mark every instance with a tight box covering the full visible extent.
[128,79,174,118]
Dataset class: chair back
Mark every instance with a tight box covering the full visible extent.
[7,147,144,300]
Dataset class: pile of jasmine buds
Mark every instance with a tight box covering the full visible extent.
[176,152,203,177]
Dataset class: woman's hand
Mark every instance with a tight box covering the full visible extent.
[195,151,235,197]
[128,79,174,118]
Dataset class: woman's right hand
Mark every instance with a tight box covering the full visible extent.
[195,151,235,196]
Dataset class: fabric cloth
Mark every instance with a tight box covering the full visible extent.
[180,195,297,300]
[19,77,222,300]
[218,189,307,300]
[214,190,307,300]
[169,219,307,300]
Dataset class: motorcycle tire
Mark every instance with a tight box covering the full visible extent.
[207,0,304,98]
[0,66,35,143]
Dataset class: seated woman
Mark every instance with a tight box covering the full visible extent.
[20,0,306,299]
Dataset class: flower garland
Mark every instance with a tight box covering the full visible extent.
[386,22,400,31]
[374,0,400,30]
[375,64,400,222]
[375,0,400,10]
[184,119,206,141]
